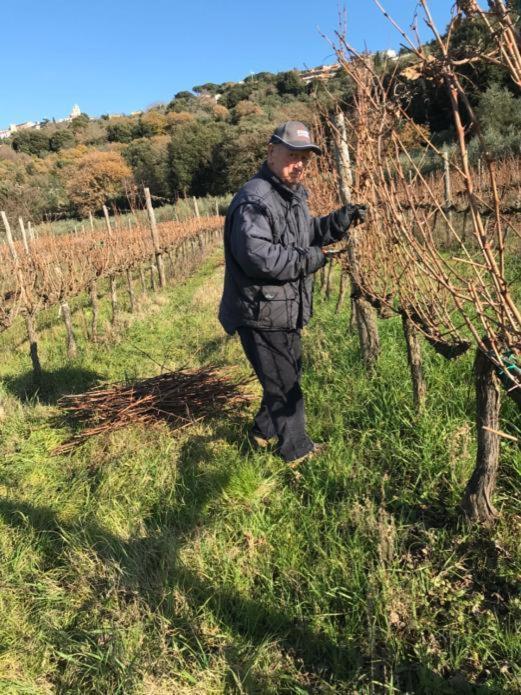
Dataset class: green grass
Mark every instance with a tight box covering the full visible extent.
[0,254,519,694]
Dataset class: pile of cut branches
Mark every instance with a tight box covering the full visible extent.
[55,366,252,453]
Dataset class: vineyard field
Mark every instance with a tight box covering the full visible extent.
[0,251,519,693]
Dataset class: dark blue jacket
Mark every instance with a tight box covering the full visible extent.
[218,162,354,334]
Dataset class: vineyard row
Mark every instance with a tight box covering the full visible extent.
[0,188,223,377]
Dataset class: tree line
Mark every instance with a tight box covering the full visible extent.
[1,9,520,225]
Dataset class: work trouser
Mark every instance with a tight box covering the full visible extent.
[237,327,314,462]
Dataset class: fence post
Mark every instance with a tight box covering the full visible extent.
[90,281,99,342]
[401,313,426,411]
[126,268,136,312]
[139,265,147,294]
[103,205,112,236]
[1,210,19,262]
[443,148,452,205]
[333,111,380,373]
[19,217,30,254]
[103,205,118,325]
[1,211,42,379]
[144,187,166,288]
[193,196,200,218]
[443,147,453,245]
[60,298,77,359]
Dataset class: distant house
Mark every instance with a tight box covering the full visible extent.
[300,64,340,84]
[0,105,82,138]
[0,121,40,140]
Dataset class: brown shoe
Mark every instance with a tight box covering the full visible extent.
[248,431,275,449]
[287,442,327,468]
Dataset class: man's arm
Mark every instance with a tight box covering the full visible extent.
[230,203,326,282]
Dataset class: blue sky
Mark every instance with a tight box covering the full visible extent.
[1,0,455,127]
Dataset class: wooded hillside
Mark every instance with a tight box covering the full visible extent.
[1,7,520,226]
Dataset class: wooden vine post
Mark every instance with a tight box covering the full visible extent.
[335,271,347,314]
[126,268,136,313]
[333,111,353,315]
[1,211,42,380]
[89,280,99,342]
[37,215,77,359]
[401,314,426,411]
[139,266,147,294]
[442,148,453,245]
[103,205,118,325]
[144,187,166,288]
[53,261,77,360]
[333,111,380,373]
[18,217,30,254]
[461,347,502,522]
[60,295,77,359]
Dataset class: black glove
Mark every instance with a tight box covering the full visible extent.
[352,204,368,225]
[335,203,368,230]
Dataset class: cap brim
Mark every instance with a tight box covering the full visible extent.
[270,135,322,155]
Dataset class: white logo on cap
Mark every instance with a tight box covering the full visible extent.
[296,129,309,138]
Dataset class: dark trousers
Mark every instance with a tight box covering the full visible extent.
[237,327,314,461]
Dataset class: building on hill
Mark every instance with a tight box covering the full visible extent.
[0,121,40,139]
[299,64,340,84]
[0,104,82,138]
[56,104,84,124]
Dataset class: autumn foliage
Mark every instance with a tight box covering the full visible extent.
[65,151,132,216]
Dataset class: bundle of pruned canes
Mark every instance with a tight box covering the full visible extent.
[55,366,253,454]
[306,0,521,522]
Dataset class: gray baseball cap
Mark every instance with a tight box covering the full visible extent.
[269,120,322,155]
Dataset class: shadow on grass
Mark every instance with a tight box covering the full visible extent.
[0,427,501,693]
[0,510,499,694]
[387,498,463,531]
[0,423,362,690]
[2,366,103,405]
[456,531,520,618]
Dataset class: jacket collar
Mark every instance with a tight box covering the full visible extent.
[258,161,306,202]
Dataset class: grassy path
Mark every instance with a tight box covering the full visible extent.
[0,253,519,693]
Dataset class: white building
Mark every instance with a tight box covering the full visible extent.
[0,105,82,138]
[300,64,340,84]
[0,121,40,139]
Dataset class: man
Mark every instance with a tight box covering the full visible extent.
[219,120,366,464]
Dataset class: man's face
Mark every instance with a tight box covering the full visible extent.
[267,143,314,187]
